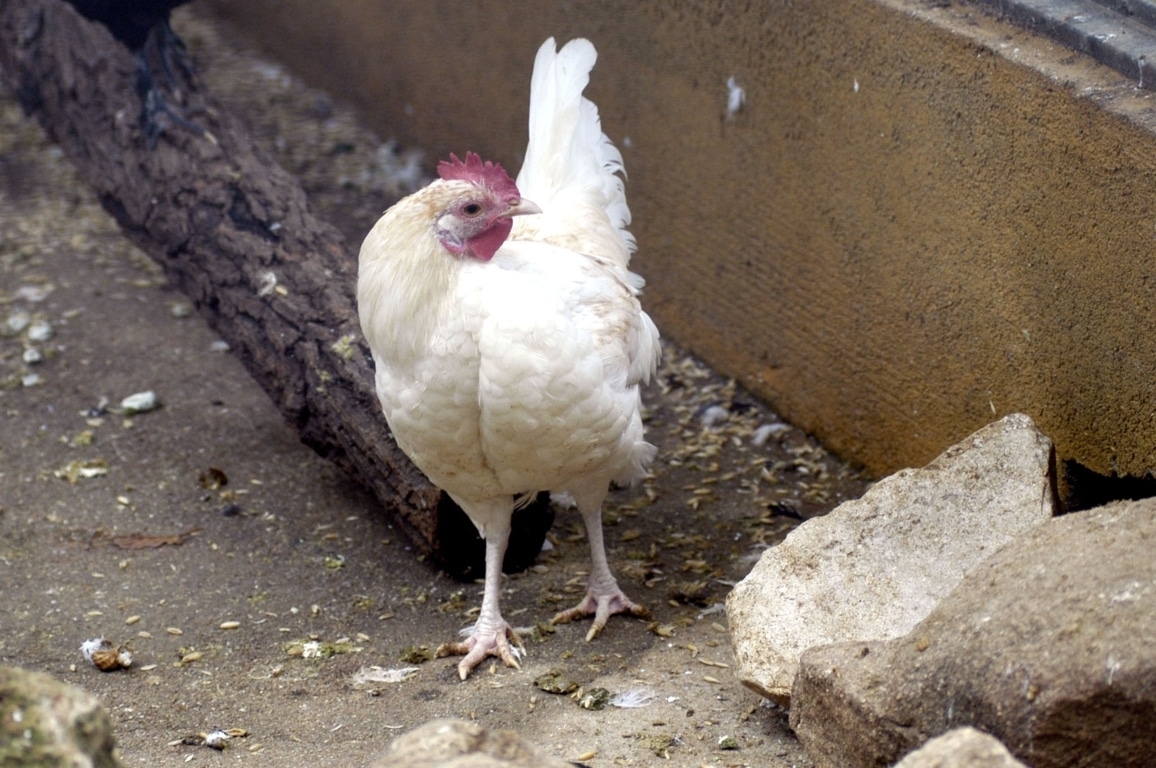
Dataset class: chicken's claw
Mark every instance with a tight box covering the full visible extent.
[551,590,650,641]
[436,624,524,680]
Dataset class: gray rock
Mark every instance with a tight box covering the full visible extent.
[791,499,1156,768]
[727,414,1055,704]
[368,718,574,768]
[0,666,125,768]
[893,728,1027,768]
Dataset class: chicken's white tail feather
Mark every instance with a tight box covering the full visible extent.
[516,38,636,270]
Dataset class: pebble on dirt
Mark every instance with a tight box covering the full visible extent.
[119,390,160,415]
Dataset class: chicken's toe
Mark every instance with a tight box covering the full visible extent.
[435,624,523,680]
[552,589,650,641]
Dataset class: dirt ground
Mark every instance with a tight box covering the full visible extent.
[0,9,868,767]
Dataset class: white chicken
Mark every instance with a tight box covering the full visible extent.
[357,37,659,680]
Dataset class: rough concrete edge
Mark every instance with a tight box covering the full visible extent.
[974,0,1156,88]
[878,0,1156,133]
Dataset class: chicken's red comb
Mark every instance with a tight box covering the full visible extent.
[437,152,519,199]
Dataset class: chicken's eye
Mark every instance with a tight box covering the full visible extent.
[461,202,483,217]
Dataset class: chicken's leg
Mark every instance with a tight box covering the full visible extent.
[436,519,523,679]
[552,501,650,641]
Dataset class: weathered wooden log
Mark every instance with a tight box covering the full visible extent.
[0,0,550,578]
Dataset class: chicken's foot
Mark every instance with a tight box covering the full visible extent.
[436,522,524,680]
[436,622,524,680]
[551,502,650,641]
[552,587,650,642]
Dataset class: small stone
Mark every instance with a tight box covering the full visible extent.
[5,310,31,334]
[120,391,159,415]
[368,719,573,768]
[27,319,53,342]
[14,284,52,302]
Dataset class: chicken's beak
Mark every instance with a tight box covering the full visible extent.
[503,198,543,218]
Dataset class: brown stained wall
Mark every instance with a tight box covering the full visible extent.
[203,0,1156,480]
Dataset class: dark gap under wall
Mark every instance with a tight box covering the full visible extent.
[1061,459,1156,512]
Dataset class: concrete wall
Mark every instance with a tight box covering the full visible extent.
[204,0,1156,481]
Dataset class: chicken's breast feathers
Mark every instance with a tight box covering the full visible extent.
[368,237,657,507]
[470,240,657,493]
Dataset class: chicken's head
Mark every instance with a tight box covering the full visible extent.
[433,152,541,261]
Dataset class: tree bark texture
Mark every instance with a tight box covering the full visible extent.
[0,0,550,578]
